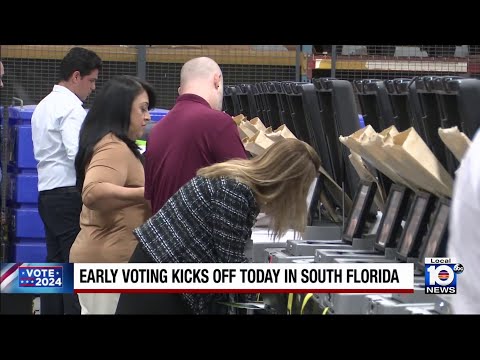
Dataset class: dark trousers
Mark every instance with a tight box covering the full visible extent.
[115,243,193,315]
[38,187,82,315]
[0,294,34,314]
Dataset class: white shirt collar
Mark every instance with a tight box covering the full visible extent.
[52,84,84,106]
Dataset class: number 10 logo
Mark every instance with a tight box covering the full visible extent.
[425,263,462,294]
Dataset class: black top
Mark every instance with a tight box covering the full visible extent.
[133,175,259,314]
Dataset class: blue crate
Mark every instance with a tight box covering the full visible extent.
[358,114,365,128]
[8,105,36,125]
[10,172,38,204]
[12,241,47,262]
[149,108,169,122]
[13,125,38,170]
[13,206,45,238]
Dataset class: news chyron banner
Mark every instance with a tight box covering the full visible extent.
[1,263,74,294]
[2,262,414,294]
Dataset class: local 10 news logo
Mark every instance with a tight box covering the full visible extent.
[425,257,464,294]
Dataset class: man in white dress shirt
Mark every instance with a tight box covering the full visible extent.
[31,47,102,315]
[447,129,480,314]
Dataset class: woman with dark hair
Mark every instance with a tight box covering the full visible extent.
[70,75,156,314]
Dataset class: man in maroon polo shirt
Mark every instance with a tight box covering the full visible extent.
[145,56,247,213]
[115,57,248,314]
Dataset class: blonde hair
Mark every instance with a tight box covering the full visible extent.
[197,139,321,240]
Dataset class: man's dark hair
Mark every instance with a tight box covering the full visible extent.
[59,47,103,82]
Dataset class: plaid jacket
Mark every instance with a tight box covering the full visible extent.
[134,175,259,314]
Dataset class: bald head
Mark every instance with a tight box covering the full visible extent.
[180,57,221,87]
[178,57,224,111]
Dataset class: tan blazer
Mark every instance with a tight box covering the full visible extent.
[70,134,151,263]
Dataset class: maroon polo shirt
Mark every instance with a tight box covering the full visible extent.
[144,94,248,213]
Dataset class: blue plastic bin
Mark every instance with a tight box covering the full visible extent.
[10,173,38,204]
[8,105,36,125]
[149,108,169,122]
[12,241,47,262]
[358,114,365,128]
[13,125,37,170]
[13,207,45,238]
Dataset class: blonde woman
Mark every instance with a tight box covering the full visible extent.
[116,138,321,315]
